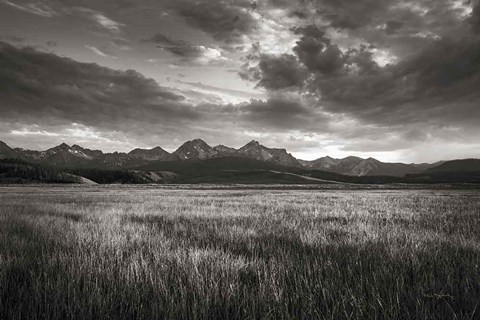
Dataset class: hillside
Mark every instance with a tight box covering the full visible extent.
[302,156,430,177]
[425,159,480,173]
[401,159,480,183]
[0,158,85,184]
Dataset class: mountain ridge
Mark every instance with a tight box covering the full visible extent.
[0,139,471,177]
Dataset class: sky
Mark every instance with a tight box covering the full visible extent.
[1,0,480,163]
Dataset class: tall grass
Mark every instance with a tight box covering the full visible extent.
[1,186,479,319]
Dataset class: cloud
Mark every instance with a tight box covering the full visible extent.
[0,35,24,43]
[306,35,480,129]
[384,20,404,35]
[111,38,131,50]
[241,15,480,132]
[74,7,125,33]
[145,34,204,58]
[2,0,58,17]
[178,81,265,102]
[144,33,230,65]
[46,40,57,47]
[469,1,480,32]
[240,93,317,129]
[85,45,117,59]
[317,0,394,30]
[167,0,258,44]
[293,25,347,75]
[245,53,307,90]
[2,1,126,34]
[259,0,391,30]
[261,0,469,59]
[0,41,194,133]
[91,12,123,32]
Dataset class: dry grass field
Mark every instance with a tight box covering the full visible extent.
[1,185,479,319]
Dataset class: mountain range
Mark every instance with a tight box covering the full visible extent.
[0,139,454,177]
[1,139,479,185]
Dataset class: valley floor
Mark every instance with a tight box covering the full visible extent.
[1,185,480,319]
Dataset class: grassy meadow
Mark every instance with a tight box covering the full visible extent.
[0,185,479,319]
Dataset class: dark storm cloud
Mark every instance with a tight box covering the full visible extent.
[292,24,381,77]
[254,54,307,90]
[242,9,480,130]
[384,20,404,35]
[264,0,394,29]
[168,0,258,43]
[0,41,199,132]
[244,24,379,90]
[265,0,454,35]
[264,0,468,58]
[293,25,346,75]
[316,0,393,30]
[308,35,480,127]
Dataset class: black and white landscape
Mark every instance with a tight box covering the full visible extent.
[1,0,480,319]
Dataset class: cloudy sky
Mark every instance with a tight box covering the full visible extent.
[1,0,479,162]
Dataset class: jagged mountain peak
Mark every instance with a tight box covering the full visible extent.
[237,140,301,167]
[341,156,363,161]
[128,146,170,161]
[186,138,209,145]
[238,140,264,152]
[43,142,102,161]
[172,139,216,160]
[176,139,212,150]
[54,143,70,149]
[71,144,86,150]
[47,143,72,154]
